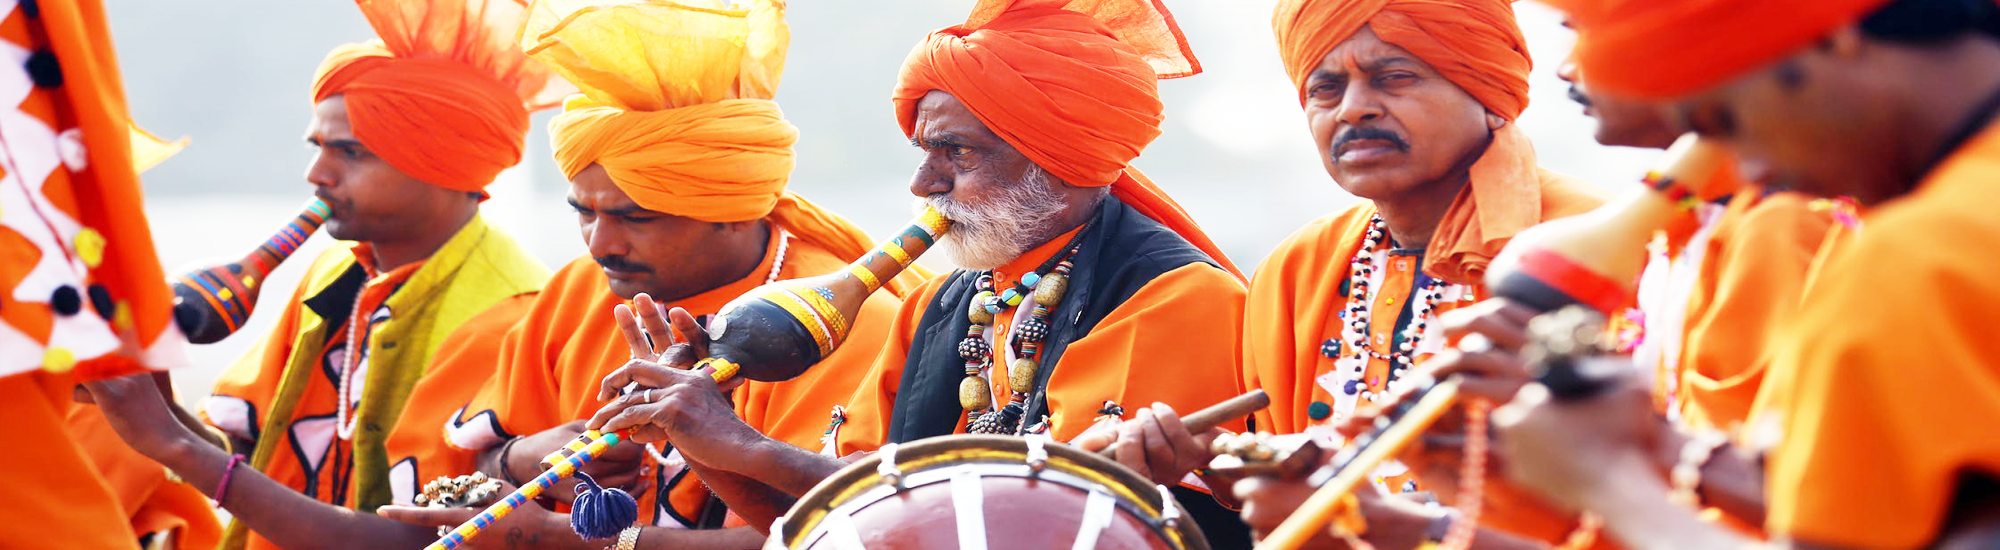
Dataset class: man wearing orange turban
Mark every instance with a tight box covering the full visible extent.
[79,1,566,549]
[1226,0,1613,546]
[577,0,1253,543]
[361,1,924,545]
[1485,0,2000,549]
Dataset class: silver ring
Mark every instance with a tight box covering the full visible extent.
[642,389,655,402]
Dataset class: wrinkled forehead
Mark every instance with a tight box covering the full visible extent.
[910,91,1006,145]
[1312,26,1434,80]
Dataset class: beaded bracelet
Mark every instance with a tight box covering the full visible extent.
[215,454,247,503]
[1670,431,1730,507]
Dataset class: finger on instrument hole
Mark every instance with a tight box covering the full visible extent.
[667,307,710,358]
[614,304,652,359]
[633,294,676,356]
[596,359,679,402]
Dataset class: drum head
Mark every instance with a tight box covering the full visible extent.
[770,435,1211,550]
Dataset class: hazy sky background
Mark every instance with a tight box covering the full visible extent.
[103,0,1665,394]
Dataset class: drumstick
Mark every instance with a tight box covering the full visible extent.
[1254,379,1462,550]
[1094,389,1270,458]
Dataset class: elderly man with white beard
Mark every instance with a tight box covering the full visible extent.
[577,0,1257,544]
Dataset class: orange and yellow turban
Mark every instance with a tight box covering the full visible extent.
[890,0,1242,280]
[1541,0,1896,99]
[531,0,925,296]
[310,0,569,194]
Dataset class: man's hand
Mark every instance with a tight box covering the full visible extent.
[1235,474,1436,549]
[611,294,739,391]
[1070,403,1218,486]
[1491,370,1664,513]
[78,372,205,462]
[379,495,584,550]
[506,420,653,502]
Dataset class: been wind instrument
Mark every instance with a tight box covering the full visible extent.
[1255,135,1735,550]
[169,198,329,343]
[427,207,952,550]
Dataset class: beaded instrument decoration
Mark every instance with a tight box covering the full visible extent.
[692,207,950,383]
[425,427,646,550]
[959,225,1089,435]
[169,198,329,343]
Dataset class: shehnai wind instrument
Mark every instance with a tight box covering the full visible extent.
[169,198,329,343]
[427,207,952,550]
[1255,135,1736,550]
[694,206,951,382]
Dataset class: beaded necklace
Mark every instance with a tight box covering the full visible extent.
[1324,214,1463,405]
[958,228,1089,435]
[334,285,371,441]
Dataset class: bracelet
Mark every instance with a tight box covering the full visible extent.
[495,436,525,487]
[605,525,641,550]
[214,454,247,503]
[1670,430,1729,507]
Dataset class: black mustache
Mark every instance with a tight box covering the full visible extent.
[1334,127,1410,154]
[594,255,654,274]
[1568,85,1593,108]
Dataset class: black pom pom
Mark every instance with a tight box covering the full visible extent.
[25,49,61,88]
[51,285,81,316]
[19,0,37,18]
[88,285,115,320]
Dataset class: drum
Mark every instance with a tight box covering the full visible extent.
[767,434,1211,550]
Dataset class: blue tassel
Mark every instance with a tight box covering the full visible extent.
[569,471,638,539]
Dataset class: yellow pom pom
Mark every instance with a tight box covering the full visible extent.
[42,348,76,373]
[74,228,107,268]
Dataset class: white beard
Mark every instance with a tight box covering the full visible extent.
[915,165,1069,271]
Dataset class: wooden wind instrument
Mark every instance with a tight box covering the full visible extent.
[426,207,952,550]
[693,206,951,382]
[169,198,329,343]
[1255,135,1733,550]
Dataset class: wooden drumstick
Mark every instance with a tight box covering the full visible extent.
[1094,389,1270,458]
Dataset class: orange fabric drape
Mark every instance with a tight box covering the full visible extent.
[1541,0,1895,99]
[890,0,1242,280]
[309,0,569,193]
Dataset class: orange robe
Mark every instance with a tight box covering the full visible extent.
[1635,186,1836,433]
[834,224,1249,453]
[68,406,223,549]
[429,232,900,527]
[1241,171,1605,544]
[1758,121,2000,549]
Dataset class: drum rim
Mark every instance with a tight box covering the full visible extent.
[771,434,1210,550]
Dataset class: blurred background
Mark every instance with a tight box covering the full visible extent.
[106,0,1664,400]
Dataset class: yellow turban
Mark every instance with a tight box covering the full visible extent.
[530,0,925,295]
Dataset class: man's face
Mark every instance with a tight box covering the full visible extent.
[1557,41,1682,149]
[1670,45,1889,202]
[304,96,463,242]
[906,91,1084,270]
[569,164,737,300]
[1304,26,1494,200]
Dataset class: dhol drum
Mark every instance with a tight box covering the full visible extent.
[767,434,1210,550]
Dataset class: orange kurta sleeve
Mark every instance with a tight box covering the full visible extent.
[1673,191,1831,431]
[824,276,941,457]
[1764,125,2000,549]
[732,288,903,453]
[384,292,536,504]
[68,404,222,549]
[1037,263,1248,442]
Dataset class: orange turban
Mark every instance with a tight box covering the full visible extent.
[534,0,925,296]
[310,0,569,194]
[891,0,1244,280]
[1542,0,1896,99]
[1273,0,1531,119]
